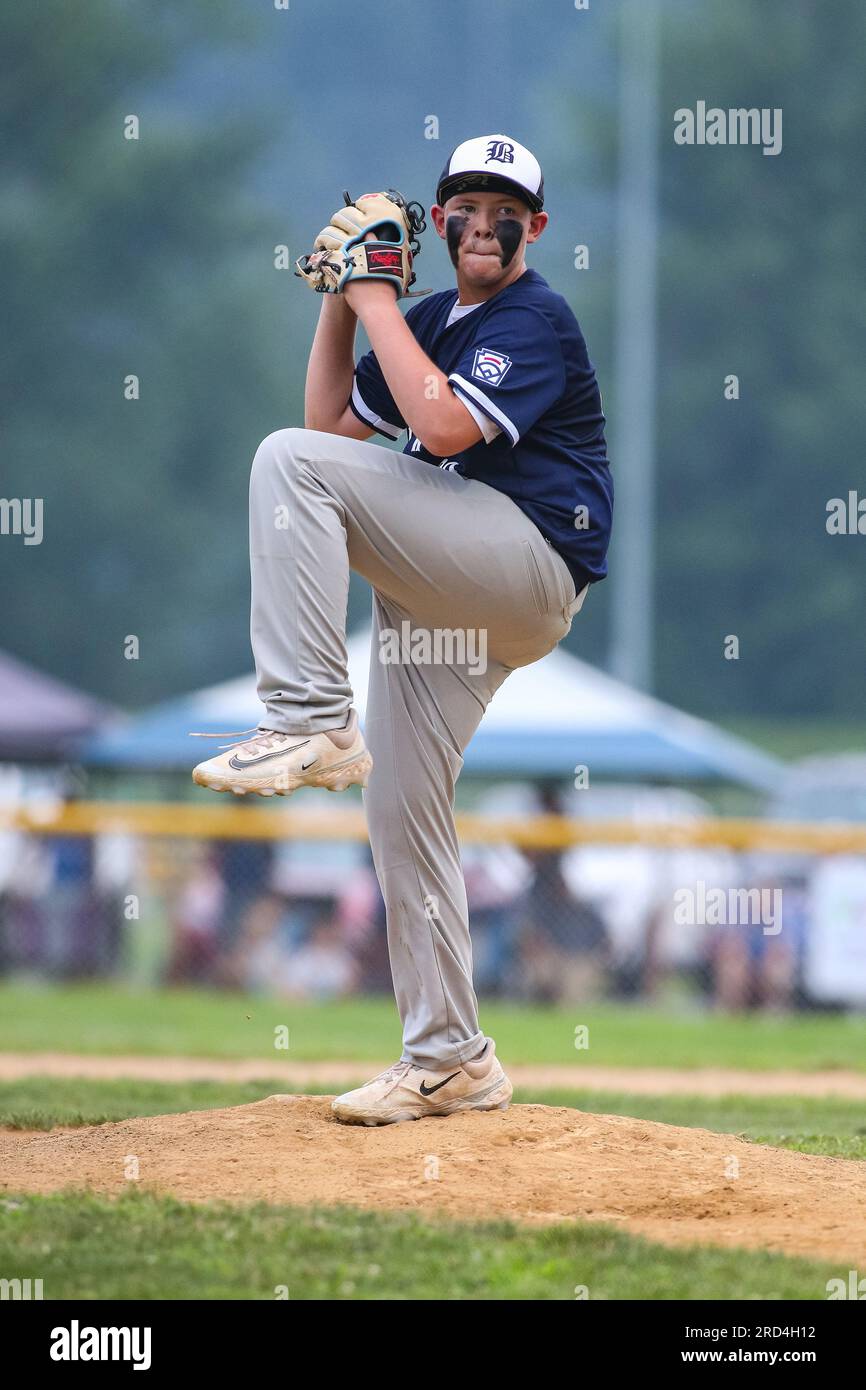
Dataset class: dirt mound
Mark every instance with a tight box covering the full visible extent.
[2,1097,864,1263]
[3,1052,866,1097]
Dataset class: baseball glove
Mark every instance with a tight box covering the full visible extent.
[294,189,429,299]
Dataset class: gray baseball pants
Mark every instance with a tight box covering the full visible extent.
[249,426,587,1069]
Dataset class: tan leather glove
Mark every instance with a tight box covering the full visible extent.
[295,189,429,299]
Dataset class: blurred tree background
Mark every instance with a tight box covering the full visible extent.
[0,0,863,743]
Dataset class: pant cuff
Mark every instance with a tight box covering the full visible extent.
[402,1031,487,1070]
[262,704,351,737]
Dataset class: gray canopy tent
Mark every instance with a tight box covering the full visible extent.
[0,649,116,763]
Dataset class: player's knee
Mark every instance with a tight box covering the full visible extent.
[254,426,306,459]
[250,427,309,485]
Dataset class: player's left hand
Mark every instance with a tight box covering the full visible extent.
[294,189,430,300]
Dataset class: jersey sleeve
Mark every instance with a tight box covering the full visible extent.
[351,348,406,441]
[454,392,502,443]
[447,304,566,446]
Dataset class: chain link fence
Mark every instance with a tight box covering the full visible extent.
[2,792,865,1012]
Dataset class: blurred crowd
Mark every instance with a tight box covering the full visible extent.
[0,779,843,1013]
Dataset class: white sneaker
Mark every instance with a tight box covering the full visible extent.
[331,1039,513,1126]
[191,708,372,797]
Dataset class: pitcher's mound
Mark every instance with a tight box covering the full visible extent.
[2,1097,864,1263]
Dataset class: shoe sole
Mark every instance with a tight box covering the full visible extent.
[192,749,373,797]
[332,1077,514,1127]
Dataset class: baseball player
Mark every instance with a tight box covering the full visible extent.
[192,134,613,1125]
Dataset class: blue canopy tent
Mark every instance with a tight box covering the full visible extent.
[79,628,781,790]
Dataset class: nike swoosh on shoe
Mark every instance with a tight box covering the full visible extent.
[227,740,309,770]
[418,1072,461,1097]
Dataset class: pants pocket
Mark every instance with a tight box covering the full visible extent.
[522,539,553,617]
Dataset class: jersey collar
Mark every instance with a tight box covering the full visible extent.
[443,266,542,326]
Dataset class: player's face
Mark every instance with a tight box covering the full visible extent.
[431,192,548,297]
[436,192,535,284]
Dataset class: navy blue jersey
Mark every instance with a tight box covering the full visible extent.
[349,267,613,594]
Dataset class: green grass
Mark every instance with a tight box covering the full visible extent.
[3,1077,866,1160]
[0,1189,846,1300]
[2,983,865,1070]
[0,1077,282,1131]
[528,1090,866,1160]
[3,1079,860,1300]
[718,717,866,761]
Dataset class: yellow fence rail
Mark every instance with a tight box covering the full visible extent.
[2,801,866,854]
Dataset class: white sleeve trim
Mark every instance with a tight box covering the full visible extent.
[453,391,502,443]
[351,378,403,440]
[448,373,519,446]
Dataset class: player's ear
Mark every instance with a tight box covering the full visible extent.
[525,211,549,244]
[429,204,448,238]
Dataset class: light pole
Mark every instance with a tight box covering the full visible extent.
[609,0,661,692]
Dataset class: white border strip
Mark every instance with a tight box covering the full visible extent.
[449,373,519,445]
[351,379,403,440]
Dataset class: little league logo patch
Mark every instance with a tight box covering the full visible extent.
[471,347,513,387]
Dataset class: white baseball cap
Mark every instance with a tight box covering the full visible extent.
[437,134,544,212]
